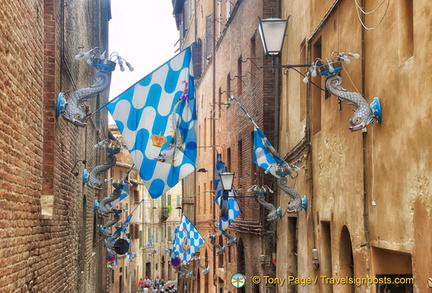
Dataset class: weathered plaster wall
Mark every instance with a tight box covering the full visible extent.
[278,0,431,292]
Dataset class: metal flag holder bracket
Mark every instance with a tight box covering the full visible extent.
[56,48,133,127]
[304,52,382,131]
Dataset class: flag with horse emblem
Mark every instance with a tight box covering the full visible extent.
[106,46,197,198]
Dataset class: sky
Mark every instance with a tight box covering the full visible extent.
[108,0,179,102]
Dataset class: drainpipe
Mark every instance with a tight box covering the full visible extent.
[361,0,371,251]
[212,0,217,288]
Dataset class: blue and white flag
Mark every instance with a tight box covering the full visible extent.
[253,126,292,178]
[120,213,133,235]
[170,214,204,265]
[218,190,241,231]
[106,47,197,198]
[214,153,241,231]
[214,152,225,205]
[109,179,130,208]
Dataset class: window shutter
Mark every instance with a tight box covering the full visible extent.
[192,39,202,80]
[205,14,213,60]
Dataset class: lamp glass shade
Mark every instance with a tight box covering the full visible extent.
[219,172,235,191]
[258,17,289,57]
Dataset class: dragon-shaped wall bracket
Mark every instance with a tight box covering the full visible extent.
[276,172,307,213]
[192,256,210,275]
[248,185,282,221]
[83,139,122,191]
[305,52,382,131]
[56,58,116,127]
[56,48,133,127]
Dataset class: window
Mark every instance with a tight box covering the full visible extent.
[226,0,232,20]
[251,131,256,181]
[134,189,139,204]
[311,38,322,135]
[204,183,207,214]
[238,140,243,186]
[237,57,243,96]
[226,73,231,100]
[155,228,159,243]
[192,39,203,79]
[398,0,414,62]
[168,226,172,241]
[205,14,214,60]
[250,35,257,83]
[227,147,232,171]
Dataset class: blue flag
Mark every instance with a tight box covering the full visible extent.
[106,47,197,198]
[214,152,225,204]
[170,214,204,265]
[214,153,241,231]
[218,190,241,231]
[253,126,292,177]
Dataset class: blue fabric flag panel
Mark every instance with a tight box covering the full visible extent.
[214,153,241,231]
[170,214,204,265]
[106,47,197,198]
[218,190,241,231]
[253,126,290,177]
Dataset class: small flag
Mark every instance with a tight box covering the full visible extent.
[218,190,241,231]
[214,152,225,204]
[214,153,241,231]
[170,214,204,265]
[253,126,292,177]
[109,180,130,208]
[106,47,197,198]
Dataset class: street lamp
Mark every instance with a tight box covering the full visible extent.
[219,172,235,191]
[258,16,312,70]
[258,16,289,58]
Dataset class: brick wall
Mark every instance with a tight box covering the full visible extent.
[178,0,279,292]
[0,1,111,292]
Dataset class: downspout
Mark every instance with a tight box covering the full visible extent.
[272,0,281,290]
[212,0,217,288]
[361,0,371,251]
[60,0,64,91]
[274,0,281,151]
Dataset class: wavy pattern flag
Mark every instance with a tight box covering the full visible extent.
[253,126,291,177]
[106,47,197,198]
[214,153,241,231]
[218,190,241,231]
[214,152,225,205]
[170,214,204,266]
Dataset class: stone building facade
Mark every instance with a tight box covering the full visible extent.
[277,0,431,292]
[175,0,431,292]
[109,125,182,293]
[174,0,281,292]
[0,1,112,292]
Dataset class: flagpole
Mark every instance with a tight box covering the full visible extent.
[230,96,286,166]
[88,44,199,118]
[229,96,260,130]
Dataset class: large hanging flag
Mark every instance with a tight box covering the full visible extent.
[170,214,204,265]
[106,47,197,198]
[214,153,241,231]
